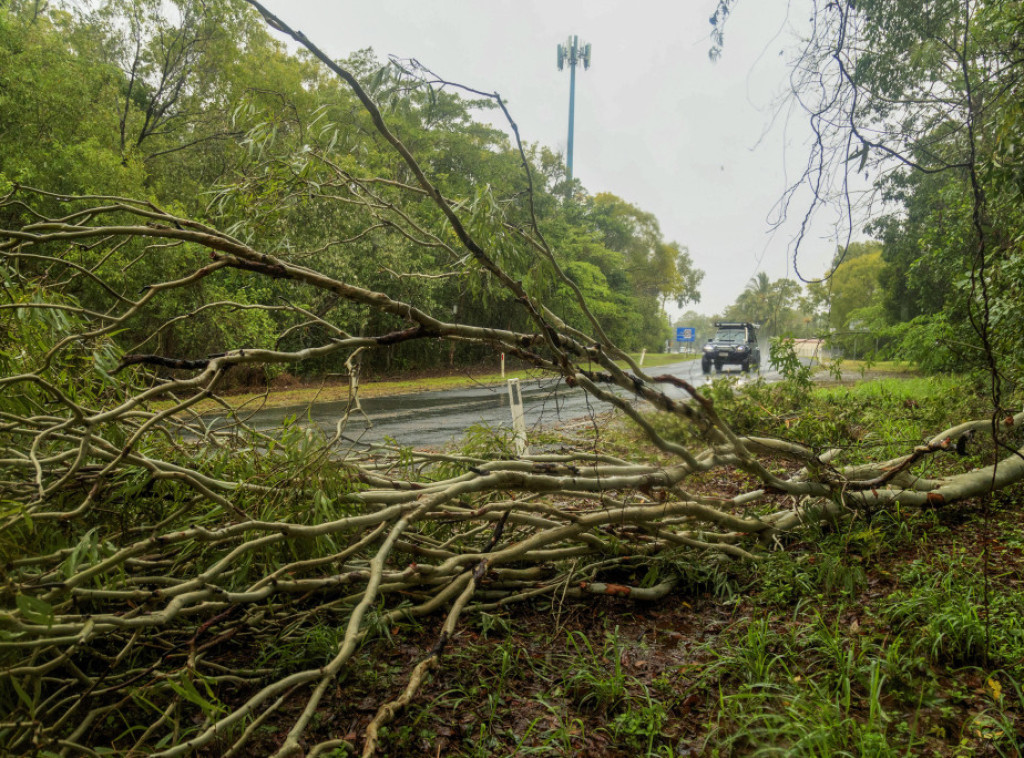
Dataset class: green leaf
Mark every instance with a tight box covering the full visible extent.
[16,594,54,627]
[166,674,225,717]
[9,675,36,712]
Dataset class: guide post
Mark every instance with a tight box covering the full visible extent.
[507,379,528,456]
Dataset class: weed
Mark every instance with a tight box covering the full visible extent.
[563,628,630,714]
[473,611,513,639]
[769,336,815,395]
[882,550,1024,670]
[523,700,587,755]
[701,617,788,687]
[711,678,900,757]
[757,547,866,607]
[608,685,669,753]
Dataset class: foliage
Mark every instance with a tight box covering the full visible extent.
[654,372,992,466]
[806,241,886,331]
[767,336,814,393]
[780,0,1024,383]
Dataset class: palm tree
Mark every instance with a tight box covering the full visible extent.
[733,273,799,336]
[737,273,772,326]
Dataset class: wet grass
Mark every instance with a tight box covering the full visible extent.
[820,359,918,376]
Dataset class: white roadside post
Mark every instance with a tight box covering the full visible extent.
[639,348,646,367]
[501,352,505,378]
[507,378,528,456]
[344,348,370,426]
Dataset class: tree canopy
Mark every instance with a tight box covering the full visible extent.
[779,0,1024,377]
[0,0,701,375]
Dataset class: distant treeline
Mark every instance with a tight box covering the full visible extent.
[0,0,703,383]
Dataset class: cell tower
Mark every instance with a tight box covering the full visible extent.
[556,35,592,191]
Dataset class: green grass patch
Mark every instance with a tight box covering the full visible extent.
[822,359,919,376]
[697,507,1024,757]
[653,373,996,467]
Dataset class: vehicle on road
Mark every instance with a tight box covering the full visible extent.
[701,321,761,373]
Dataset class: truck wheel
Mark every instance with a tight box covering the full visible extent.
[742,359,750,373]
[714,362,723,373]
[701,358,711,374]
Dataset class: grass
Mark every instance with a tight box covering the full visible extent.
[656,373,997,467]
[819,359,918,376]
[154,352,696,413]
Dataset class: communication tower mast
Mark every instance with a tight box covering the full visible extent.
[556,36,592,191]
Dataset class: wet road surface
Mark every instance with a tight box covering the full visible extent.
[233,358,779,449]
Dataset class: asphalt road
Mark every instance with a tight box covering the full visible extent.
[237,358,781,450]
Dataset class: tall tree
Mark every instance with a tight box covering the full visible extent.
[84,0,254,163]
[807,241,887,330]
[588,192,704,307]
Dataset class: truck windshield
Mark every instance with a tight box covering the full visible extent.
[714,329,746,342]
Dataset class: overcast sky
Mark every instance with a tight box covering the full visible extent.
[258,0,853,317]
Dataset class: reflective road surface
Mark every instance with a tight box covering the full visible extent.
[232,358,781,449]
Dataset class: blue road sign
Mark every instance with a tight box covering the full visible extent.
[676,327,695,342]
